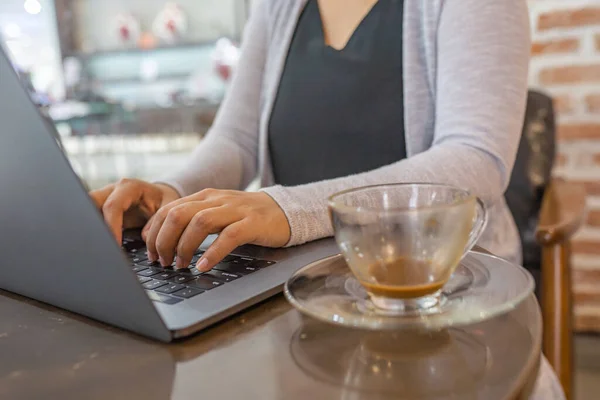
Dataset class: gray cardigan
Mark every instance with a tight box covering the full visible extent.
[161,0,531,263]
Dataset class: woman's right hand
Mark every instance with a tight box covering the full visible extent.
[89,179,181,244]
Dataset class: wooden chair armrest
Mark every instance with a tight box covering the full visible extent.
[536,179,587,245]
[535,178,585,400]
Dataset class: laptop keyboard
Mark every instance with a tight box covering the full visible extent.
[122,237,275,304]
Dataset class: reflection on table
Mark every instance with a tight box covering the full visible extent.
[0,290,541,400]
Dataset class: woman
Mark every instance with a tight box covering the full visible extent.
[91,1,563,397]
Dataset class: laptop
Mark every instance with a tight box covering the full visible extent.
[0,46,339,342]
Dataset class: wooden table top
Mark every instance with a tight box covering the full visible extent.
[0,288,541,400]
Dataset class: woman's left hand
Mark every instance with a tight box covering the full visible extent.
[142,189,290,271]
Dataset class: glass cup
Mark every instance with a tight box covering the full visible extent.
[328,183,487,315]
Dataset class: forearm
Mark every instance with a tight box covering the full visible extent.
[157,134,256,197]
[262,143,506,246]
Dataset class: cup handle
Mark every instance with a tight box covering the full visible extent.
[464,197,488,255]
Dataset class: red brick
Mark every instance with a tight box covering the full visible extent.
[574,291,600,306]
[531,38,580,56]
[538,7,600,31]
[557,123,600,141]
[572,240,600,255]
[573,268,600,282]
[585,94,600,113]
[567,181,600,196]
[555,153,568,166]
[539,64,600,85]
[587,210,600,227]
[553,95,576,115]
[575,314,600,332]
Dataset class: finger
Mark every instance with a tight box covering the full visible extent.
[197,221,252,272]
[141,215,155,242]
[176,206,242,269]
[146,199,219,263]
[89,184,115,210]
[154,203,203,267]
[145,205,168,263]
[102,182,142,244]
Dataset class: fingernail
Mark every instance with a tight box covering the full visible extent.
[196,257,209,272]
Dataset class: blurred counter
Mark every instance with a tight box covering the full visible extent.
[63,132,203,190]
[51,100,218,137]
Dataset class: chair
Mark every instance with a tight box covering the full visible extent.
[505,90,587,400]
[537,179,586,400]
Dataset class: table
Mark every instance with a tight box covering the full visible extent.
[0,288,541,400]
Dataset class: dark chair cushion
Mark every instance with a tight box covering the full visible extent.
[504,90,556,272]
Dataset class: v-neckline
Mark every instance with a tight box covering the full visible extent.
[315,0,380,52]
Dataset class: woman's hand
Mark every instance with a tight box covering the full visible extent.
[143,189,291,271]
[89,179,181,244]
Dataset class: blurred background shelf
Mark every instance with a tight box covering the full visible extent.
[0,0,242,187]
[64,40,216,58]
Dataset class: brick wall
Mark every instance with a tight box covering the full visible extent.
[528,0,600,331]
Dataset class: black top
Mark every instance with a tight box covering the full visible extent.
[268,0,405,186]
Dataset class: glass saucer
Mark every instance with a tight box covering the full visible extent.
[284,251,534,331]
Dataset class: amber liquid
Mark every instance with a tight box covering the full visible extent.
[359,257,446,299]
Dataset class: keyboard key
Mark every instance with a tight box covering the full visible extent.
[128,248,145,255]
[155,271,179,280]
[194,249,204,255]
[142,279,168,290]
[151,259,177,269]
[137,276,152,284]
[178,267,203,276]
[137,267,163,277]
[222,255,237,262]
[130,254,148,264]
[187,277,223,291]
[231,257,254,266]
[204,269,241,282]
[136,259,161,268]
[122,240,145,252]
[169,274,194,284]
[156,283,185,294]
[249,260,276,269]
[214,262,260,275]
[132,265,148,273]
[149,259,176,269]
[172,287,204,299]
[127,248,146,256]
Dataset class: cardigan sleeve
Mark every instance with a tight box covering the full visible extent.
[262,0,531,246]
